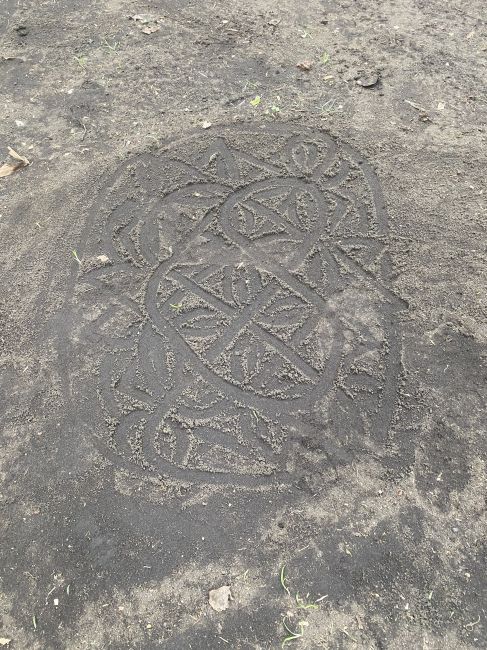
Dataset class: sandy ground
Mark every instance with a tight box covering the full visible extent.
[1,0,486,648]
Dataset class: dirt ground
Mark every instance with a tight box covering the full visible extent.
[1,0,486,648]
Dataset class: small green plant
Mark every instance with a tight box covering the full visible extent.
[282,619,307,647]
[298,27,312,39]
[280,566,291,596]
[74,55,87,68]
[319,98,338,114]
[103,38,120,53]
[278,566,321,647]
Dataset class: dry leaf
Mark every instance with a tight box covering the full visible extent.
[0,147,30,178]
[296,61,312,71]
[0,163,21,178]
[208,585,232,612]
[8,147,29,165]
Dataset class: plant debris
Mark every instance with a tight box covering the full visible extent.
[295,593,319,610]
[0,147,30,178]
[130,14,162,34]
[404,99,431,121]
[404,99,427,112]
[208,585,232,612]
[296,61,312,71]
[1,55,25,62]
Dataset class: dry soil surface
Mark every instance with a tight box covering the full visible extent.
[1,1,486,649]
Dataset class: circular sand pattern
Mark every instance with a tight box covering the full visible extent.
[67,125,405,485]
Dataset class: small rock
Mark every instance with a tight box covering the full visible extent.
[356,71,380,88]
[201,121,212,129]
[209,585,232,612]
